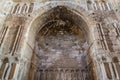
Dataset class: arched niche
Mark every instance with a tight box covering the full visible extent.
[23,6,95,80]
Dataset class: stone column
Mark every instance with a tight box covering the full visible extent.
[109,63,115,79]
[113,63,119,79]
[100,62,108,80]
[0,26,8,47]
[18,5,23,14]
[13,62,24,80]
[106,2,111,10]
[15,6,20,14]
[5,63,12,80]
[1,63,9,79]
[100,24,109,51]
[10,6,15,14]
[26,4,30,13]
[102,3,105,10]
[99,2,102,10]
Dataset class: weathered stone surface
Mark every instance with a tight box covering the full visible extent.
[0,0,120,80]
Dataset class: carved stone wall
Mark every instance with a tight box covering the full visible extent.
[0,0,120,80]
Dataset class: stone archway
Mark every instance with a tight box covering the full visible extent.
[26,6,95,80]
[16,2,94,80]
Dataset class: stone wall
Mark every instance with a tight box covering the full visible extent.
[0,0,120,80]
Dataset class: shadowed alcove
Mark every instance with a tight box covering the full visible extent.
[28,6,94,80]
